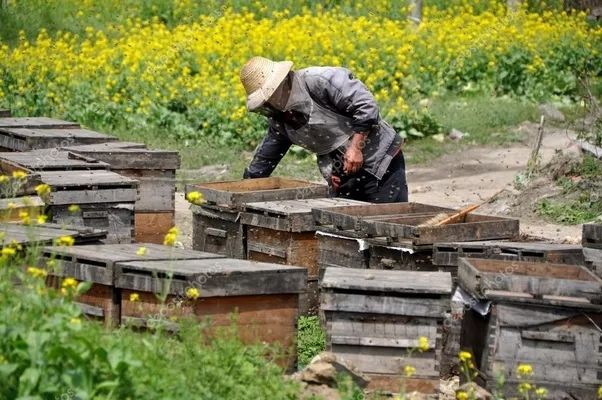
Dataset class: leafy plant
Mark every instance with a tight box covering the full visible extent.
[296,316,325,368]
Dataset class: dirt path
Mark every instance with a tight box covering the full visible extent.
[175,121,584,248]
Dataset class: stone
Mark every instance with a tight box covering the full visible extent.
[295,352,370,389]
[539,104,565,122]
[458,382,493,400]
[448,128,465,141]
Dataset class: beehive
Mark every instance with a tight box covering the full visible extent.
[321,267,452,395]
[458,257,602,399]
[37,170,138,243]
[116,257,307,369]
[62,142,180,243]
[241,197,366,314]
[0,117,116,151]
[41,243,224,326]
[187,177,328,258]
[583,224,602,278]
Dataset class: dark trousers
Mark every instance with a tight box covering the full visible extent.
[336,152,408,203]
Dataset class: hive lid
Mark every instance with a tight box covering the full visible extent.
[0,117,80,129]
[321,267,452,295]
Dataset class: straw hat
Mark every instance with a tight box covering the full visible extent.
[240,56,293,111]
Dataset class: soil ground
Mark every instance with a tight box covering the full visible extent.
[175,121,585,248]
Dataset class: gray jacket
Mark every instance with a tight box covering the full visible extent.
[244,67,402,181]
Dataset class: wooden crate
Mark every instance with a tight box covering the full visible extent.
[186,177,329,210]
[317,229,370,270]
[192,204,246,259]
[134,211,174,244]
[0,124,117,152]
[433,240,585,267]
[242,198,366,315]
[583,223,602,249]
[367,237,438,271]
[458,257,602,398]
[38,170,138,244]
[62,143,179,212]
[116,257,307,369]
[0,110,10,118]
[41,243,224,326]
[321,267,452,395]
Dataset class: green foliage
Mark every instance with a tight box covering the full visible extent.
[537,196,602,224]
[296,316,326,369]
[0,245,300,399]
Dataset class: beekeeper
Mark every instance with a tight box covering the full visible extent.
[239,56,408,203]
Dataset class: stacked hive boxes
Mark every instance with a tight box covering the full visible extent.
[583,223,602,278]
[62,142,180,243]
[458,257,602,399]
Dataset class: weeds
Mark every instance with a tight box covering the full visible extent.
[296,316,326,369]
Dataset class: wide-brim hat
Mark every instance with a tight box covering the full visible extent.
[240,56,293,111]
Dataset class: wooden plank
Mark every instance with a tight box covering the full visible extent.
[321,292,450,317]
[186,177,328,209]
[61,141,146,151]
[38,170,138,187]
[321,267,452,294]
[458,258,602,303]
[317,231,369,269]
[0,110,10,118]
[48,188,138,205]
[115,258,307,295]
[63,146,180,170]
[0,117,80,129]
[583,247,602,278]
[0,150,109,171]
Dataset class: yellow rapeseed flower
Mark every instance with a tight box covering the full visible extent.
[598,386,602,399]
[459,351,472,362]
[186,191,204,205]
[0,175,8,184]
[55,235,75,246]
[519,382,533,394]
[417,336,429,352]
[61,277,78,289]
[136,246,147,256]
[403,364,415,378]
[34,183,51,197]
[517,363,533,377]
[70,317,81,325]
[12,170,27,180]
[456,391,468,400]
[163,227,178,246]
[535,387,548,398]
[185,287,200,300]
[19,211,30,225]
[36,214,47,224]
[68,204,80,213]
[1,247,16,258]
[129,292,140,302]
[27,266,48,278]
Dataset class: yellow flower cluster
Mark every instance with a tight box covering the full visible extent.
[186,191,204,206]
[27,266,48,278]
[417,336,429,352]
[163,227,178,246]
[0,3,598,147]
[55,235,75,246]
[516,363,533,377]
[129,292,140,302]
[185,286,200,300]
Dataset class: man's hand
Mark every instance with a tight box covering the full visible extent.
[344,133,366,175]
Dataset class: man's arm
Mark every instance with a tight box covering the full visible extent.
[309,68,379,174]
[243,122,292,178]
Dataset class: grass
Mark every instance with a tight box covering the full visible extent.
[296,316,326,369]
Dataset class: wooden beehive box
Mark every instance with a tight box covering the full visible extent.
[1,222,106,246]
[41,243,224,326]
[241,198,366,314]
[316,228,370,270]
[0,110,10,118]
[116,257,307,369]
[62,142,180,244]
[458,258,602,398]
[37,170,138,243]
[0,117,117,151]
[433,240,585,268]
[583,224,602,278]
[321,267,452,395]
[188,178,328,258]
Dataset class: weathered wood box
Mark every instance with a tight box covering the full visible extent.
[0,109,10,118]
[458,258,602,399]
[62,142,180,243]
[583,223,602,250]
[1,222,106,247]
[41,243,224,326]
[433,240,585,268]
[37,170,138,243]
[321,267,452,395]
[116,257,307,369]
[316,228,370,270]
[0,117,117,151]
[188,178,328,258]
[241,198,366,314]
